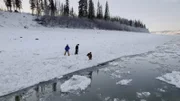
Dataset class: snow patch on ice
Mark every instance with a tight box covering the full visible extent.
[136,92,151,98]
[109,62,119,66]
[60,75,91,93]
[116,79,132,85]
[156,71,180,88]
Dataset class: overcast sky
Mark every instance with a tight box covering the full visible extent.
[0,0,180,31]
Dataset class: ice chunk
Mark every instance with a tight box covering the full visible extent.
[113,98,120,101]
[105,97,111,101]
[158,88,166,92]
[156,71,180,88]
[60,75,91,92]
[137,92,151,98]
[111,73,121,79]
[116,79,132,85]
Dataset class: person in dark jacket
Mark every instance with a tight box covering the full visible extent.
[75,44,79,55]
[64,44,70,56]
[87,52,92,60]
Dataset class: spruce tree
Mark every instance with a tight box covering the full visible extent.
[56,1,61,15]
[44,0,49,15]
[78,0,88,17]
[70,7,74,17]
[99,5,103,19]
[36,0,41,16]
[29,0,36,15]
[54,0,57,15]
[60,3,64,15]
[4,0,12,11]
[14,0,22,11]
[49,0,56,16]
[96,1,100,19]
[104,1,110,20]
[64,0,69,16]
[96,1,103,19]
[88,0,95,19]
[40,0,44,12]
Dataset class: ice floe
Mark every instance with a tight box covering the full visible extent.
[60,75,91,93]
[116,79,132,85]
[156,71,180,88]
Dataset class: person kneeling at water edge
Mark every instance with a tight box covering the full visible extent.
[87,52,92,60]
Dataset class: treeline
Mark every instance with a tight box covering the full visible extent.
[3,0,22,12]
[2,0,146,28]
[28,0,111,19]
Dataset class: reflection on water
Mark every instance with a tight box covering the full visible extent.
[1,61,180,101]
[0,70,94,101]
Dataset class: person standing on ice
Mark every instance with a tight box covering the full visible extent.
[75,44,79,55]
[87,52,92,60]
[64,44,70,56]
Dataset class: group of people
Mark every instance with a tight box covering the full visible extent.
[64,44,92,60]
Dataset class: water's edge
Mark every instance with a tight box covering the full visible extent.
[0,50,155,98]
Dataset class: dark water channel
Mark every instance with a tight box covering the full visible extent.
[1,38,180,101]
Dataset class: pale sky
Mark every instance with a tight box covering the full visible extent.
[0,0,180,31]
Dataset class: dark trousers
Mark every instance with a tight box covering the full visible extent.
[75,49,78,55]
[64,51,70,56]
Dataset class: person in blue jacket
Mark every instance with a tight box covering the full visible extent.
[64,44,70,56]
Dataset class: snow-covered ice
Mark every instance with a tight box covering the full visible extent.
[0,11,178,96]
[156,71,180,88]
[60,75,91,93]
[116,79,132,85]
[136,92,151,98]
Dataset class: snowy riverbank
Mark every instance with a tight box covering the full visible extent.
[0,11,179,97]
[0,27,175,96]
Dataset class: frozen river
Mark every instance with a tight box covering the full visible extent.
[1,36,180,101]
